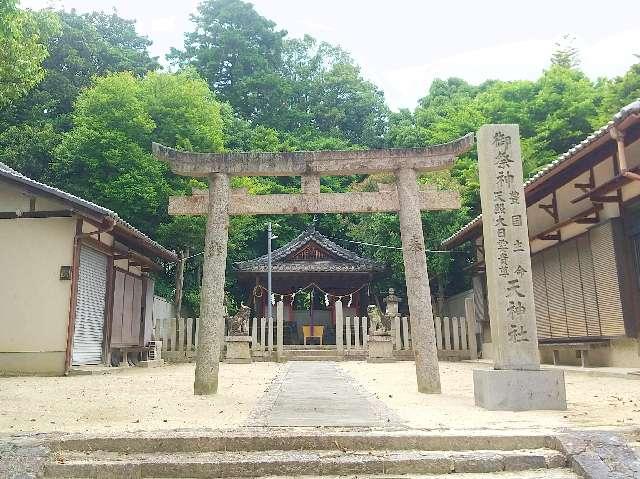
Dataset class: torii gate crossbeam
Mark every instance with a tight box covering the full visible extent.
[153,133,474,395]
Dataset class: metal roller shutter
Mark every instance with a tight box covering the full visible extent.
[532,254,552,339]
[71,246,108,365]
[576,234,601,336]
[543,247,568,338]
[589,221,626,336]
[560,241,588,337]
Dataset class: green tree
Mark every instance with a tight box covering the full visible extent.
[51,70,223,234]
[594,59,640,125]
[169,0,286,124]
[550,34,580,69]
[0,8,158,180]
[0,0,57,108]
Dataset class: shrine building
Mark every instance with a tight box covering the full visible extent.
[234,225,385,346]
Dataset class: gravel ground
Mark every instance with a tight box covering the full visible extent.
[1,360,639,434]
[340,360,640,431]
[0,362,279,434]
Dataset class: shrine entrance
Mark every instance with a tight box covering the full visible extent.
[153,133,474,395]
[235,224,384,346]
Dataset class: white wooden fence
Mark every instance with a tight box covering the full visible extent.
[154,298,477,362]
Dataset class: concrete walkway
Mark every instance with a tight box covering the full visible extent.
[248,362,401,427]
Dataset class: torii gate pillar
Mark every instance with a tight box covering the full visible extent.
[195,173,229,395]
[397,168,441,393]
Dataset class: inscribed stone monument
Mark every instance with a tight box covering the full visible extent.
[473,124,566,411]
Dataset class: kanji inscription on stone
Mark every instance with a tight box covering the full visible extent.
[477,124,540,371]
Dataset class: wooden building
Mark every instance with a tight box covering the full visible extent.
[0,162,177,375]
[235,225,384,345]
[443,100,640,367]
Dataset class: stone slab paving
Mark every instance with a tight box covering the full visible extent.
[248,362,402,427]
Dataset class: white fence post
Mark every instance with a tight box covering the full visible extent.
[460,317,468,351]
[260,317,266,354]
[465,297,478,360]
[393,316,401,350]
[345,317,352,350]
[434,316,443,350]
[194,317,200,349]
[186,317,194,353]
[443,317,451,350]
[335,299,344,355]
[170,318,177,352]
[276,300,284,360]
[452,317,461,350]
[267,317,274,356]
[177,318,184,352]
[354,315,361,349]
[401,316,409,350]
[361,316,368,350]
[251,317,258,352]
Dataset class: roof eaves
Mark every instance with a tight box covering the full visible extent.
[441,99,640,249]
[0,162,177,262]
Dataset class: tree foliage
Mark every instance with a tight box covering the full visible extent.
[0,0,57,108]
[0,8,158,180]
[171,0,387,147]
[2,0,640,312]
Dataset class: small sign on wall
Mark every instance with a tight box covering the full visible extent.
[59,265,72,280]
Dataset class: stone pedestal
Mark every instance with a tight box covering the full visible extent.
[367,334,394,363]
[473,369,567,411]
[224,336,252,364]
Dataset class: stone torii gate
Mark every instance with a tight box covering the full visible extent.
[153,134,474,395]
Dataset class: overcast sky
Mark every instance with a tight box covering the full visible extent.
[21,0,640,111]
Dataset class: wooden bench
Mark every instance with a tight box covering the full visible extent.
[302,325,324,345]
[538,340,609,367]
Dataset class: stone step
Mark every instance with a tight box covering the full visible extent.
[286,356,344,361]
[50,432,558,454]
[223,473,580,479]
[44,448,567,478]
[283,345,337,350]
[284,349,344,357]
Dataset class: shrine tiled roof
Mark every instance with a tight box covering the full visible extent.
[234,226,385,273]
[442,99,640,249]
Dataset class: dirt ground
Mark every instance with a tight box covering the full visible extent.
[340,361,640,431]
[1,360,639,434]
[0,362,279,434]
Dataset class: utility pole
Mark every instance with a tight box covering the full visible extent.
[175,248,188,319]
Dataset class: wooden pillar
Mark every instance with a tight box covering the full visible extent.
[194,173,229,395]
[465,297,478,360]
[396,167,441,393]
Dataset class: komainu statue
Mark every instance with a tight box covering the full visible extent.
[367,304,392,335]
[227,303,250,336]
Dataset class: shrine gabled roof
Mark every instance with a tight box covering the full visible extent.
[234,226,385,274]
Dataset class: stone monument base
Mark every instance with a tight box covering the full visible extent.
[473,368,567,411]
[225,336,252,364]
[367,334,394,363]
